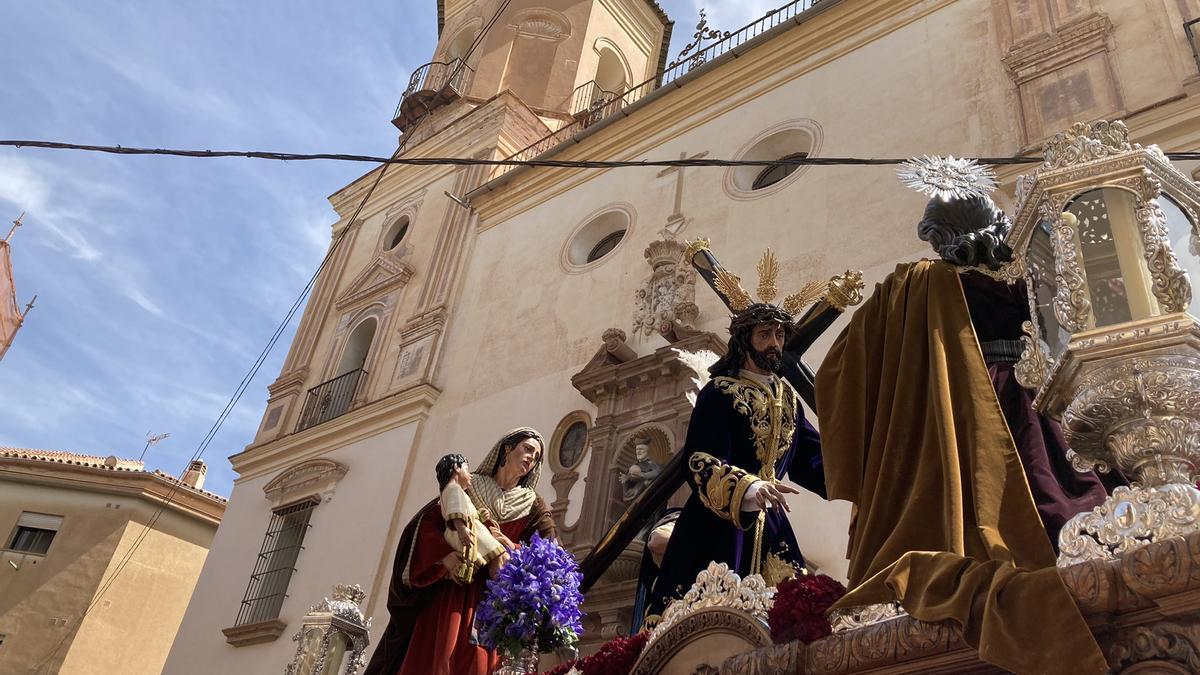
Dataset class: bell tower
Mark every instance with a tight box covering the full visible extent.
[393,0,671,133]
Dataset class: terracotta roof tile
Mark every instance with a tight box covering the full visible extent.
[0,447,227,504]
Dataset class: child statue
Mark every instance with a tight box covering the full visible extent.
[436,453,505,584]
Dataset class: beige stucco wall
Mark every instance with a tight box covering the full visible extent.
[0,477,216,675]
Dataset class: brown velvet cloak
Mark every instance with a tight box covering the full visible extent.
[815,260,1106,675]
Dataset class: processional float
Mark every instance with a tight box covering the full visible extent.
[621,120,1200,674]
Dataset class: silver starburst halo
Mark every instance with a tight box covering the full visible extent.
[897,155,997,201]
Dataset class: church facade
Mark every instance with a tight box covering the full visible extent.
[164,0,1200,670]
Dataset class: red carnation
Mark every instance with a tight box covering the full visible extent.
[766,574,847,644]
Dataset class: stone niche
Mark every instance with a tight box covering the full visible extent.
[558,325,725,653]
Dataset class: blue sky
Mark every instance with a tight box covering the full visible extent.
[0,0,770,497]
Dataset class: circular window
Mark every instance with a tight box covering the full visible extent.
[550,412,591,471]
[562,204,633,271]
[384,216,410,251]
[725,120,821,200]
[752,152,808,190]
[588,230,625,262]
[557,421,588,469]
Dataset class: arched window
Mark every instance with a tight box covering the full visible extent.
[446,27,478,62]
[593,47,628,103]
[752,152,808,191]
[336,318,377,376]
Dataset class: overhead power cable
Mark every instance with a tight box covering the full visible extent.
[4,139,1200,167]
[29,0,515,671]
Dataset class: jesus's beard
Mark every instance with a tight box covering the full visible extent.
[749,347,783,373]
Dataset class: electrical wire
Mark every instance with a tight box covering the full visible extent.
[5,139,1200,168]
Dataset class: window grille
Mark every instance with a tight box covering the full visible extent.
[234,498,318,626]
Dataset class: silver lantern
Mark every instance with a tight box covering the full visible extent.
[1007,120,1200,565]
[284,584,372,675]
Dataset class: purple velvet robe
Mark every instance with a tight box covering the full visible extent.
[959,271,1114,546]
[644,374,824,619]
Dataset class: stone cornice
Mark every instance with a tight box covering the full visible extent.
[1001,12,1113,83]
[468,0,954,225]
[230,382,441,481]
[0,459,226,524]
[267,366,309,397]
[572,331,725,404]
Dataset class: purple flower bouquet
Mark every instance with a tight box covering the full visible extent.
[475,533,584,660]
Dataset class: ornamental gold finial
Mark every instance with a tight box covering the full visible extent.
[756,248,780,304]
[682,238,711,262]
[824,270,865,310]
[714,268,752,312]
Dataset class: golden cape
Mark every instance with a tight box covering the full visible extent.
[816,260,1106,674]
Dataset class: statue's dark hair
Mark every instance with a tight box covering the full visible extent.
[436,453,468,490]
[493,429,542,473]
[709,304,795,378]
[917,195,1014,269]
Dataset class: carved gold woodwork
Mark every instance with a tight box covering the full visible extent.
[688,531,1200,674]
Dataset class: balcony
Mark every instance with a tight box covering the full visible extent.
[295,369,365,432]
[569,80,620,119]
[392,59,473,132]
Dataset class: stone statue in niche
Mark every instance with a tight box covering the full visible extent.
[618,438,662,502]
[632,239,699,340]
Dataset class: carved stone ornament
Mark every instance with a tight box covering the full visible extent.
[644,562,775,652]
[284,584,372,675]
[334,255,415,310]
[1042,119,1133,170]
[632,239,699,340]
[828,602,907,634]
[263,459,349,504]
[1059,484,1200,567]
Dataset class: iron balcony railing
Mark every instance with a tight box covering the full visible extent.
[295,368,366,432]
[570,80,619,117]
[393,59,473,121]
[502,0,825,170]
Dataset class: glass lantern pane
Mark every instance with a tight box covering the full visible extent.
[320,633,350,675]
[1068,189,1138,327]
[1158,195,1200,318]
[1027,220,1069,359]
[294,628,324,675]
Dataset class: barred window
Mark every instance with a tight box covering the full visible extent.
[234,498,318,626]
